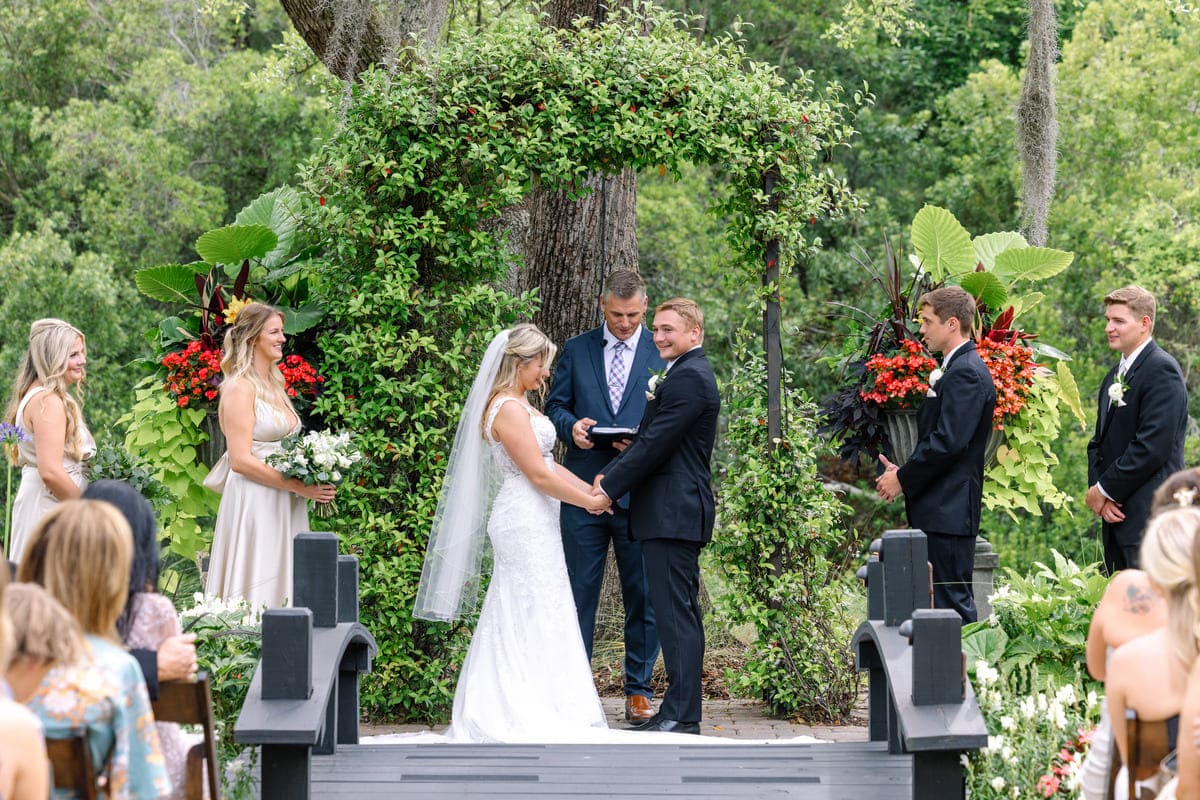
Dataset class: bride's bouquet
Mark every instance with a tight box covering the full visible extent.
[267,429,364,518]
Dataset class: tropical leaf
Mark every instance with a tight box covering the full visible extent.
[993,246,1074,284]
[972,231,1027,271]
[1030,341,1071,361]
[135,264,208,304]
[1054,362,1087,429]
[959,271,1007,311]
[195,225,277,266]
[1008,292,1045,321]
[280,302,326,334]
[234,186,303,268]
[910,205,976,280]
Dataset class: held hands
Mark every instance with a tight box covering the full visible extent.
[875,455,903,502]
[157,633,198,682]
[585,488,613,515]
[572,417,597,449]
[586,474,612,515]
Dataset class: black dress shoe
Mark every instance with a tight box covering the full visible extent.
[628,714,700,735]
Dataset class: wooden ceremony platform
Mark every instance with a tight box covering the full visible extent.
[309,740,910,799]
[238,530,984,800]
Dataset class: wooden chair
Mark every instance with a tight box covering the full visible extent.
[1124,708,1176,800]
[45,729,99,800]
[152,672,221,800]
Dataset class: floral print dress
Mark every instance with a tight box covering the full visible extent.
[29,634,171,799]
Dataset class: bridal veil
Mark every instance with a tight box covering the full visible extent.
[412,329,509,622]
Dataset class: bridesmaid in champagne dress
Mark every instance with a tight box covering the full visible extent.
[203,303,335,609]
[3,318,94,563]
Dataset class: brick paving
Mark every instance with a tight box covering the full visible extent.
[360,697,868,743]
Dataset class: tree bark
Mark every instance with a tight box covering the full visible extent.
[1017,0,1058,246]
[278,0,449,81]
[519,171,639,346]
[521,0,640,347]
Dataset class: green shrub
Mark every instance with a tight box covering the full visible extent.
[299,6,858,720]
[709,332,861,721]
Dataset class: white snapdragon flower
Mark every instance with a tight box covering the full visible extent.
[991,776,1006,791]
[1000,715,1015,731]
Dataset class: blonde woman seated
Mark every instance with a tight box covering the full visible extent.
[1106,506,1200,800]
[19,500,171,799]
[1080,471,1200,798]
[2,581,84,800]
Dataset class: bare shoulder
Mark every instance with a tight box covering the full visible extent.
[0,699,42,736]
[220,377,256,408]
[1106,569,1160,613]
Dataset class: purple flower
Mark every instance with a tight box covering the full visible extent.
[0,422,29,446]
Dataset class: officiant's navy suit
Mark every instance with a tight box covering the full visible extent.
[1087,340,1187,571]
[897,340,995,623]
[600,346,720,724]
[546,325,663,701]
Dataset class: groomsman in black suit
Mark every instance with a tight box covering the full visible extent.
[1086,285,1188,573]
[545,270,663,723]
[596,298,720,734]
[877,286,997,623]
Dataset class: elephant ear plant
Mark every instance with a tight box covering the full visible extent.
[822,205,1086,513]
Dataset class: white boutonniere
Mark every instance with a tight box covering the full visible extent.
[645,367,668,401]
[1108,377,1129,408]
[926,368,943,398]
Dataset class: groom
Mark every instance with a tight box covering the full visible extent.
[595,298,720,735]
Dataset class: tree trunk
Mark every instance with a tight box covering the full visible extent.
[279,0,449,81]
[1017,0,1058,246]
[521,0,640,348]
[519,171,639,346]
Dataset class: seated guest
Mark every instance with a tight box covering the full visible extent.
[83,481,197,703]
[1080,470,1200,798]
[19,499,171,799]
[1,574,78,798]
[85,479,199,800]
[1106,506,1200,800]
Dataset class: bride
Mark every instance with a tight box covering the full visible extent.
[413,324,616,742]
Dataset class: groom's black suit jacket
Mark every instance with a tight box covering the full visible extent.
[898,340,996,539]
[600,347,720,542]
[1087,339,1187,551]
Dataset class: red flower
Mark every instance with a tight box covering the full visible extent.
[859,339,937,409]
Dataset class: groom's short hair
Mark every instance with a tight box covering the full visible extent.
[919,286,976,335]
[604,269,646,301]
[1105,285,1156,329]
[657,298,704,333]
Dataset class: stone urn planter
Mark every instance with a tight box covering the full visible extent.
[199,411,226,468]
[882,408,1004,468]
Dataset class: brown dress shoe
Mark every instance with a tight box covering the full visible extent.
[625,694,655,721]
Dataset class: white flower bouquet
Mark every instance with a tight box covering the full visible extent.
[266,429,364,518]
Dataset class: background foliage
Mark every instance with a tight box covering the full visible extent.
[300,5,860,717]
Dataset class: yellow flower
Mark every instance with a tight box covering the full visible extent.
[224,296,250,325]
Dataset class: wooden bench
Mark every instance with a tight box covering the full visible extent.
[154,673,221,800]
[234,533,378,800]
[851,529,988,800]
[46,729,99,800]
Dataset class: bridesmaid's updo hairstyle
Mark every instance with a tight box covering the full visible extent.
[18,498,133,643]
[3,318,88,462]
[1139,506,1200,666]
[484,324,557,423]
[220,302,289,405]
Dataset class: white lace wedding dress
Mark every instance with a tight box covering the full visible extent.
[445,397,608,741]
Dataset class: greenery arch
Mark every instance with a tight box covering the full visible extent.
[302,6,860,718]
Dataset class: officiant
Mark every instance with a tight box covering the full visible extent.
[546,269,663,723]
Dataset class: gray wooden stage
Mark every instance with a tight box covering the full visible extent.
[308,740,911,798]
